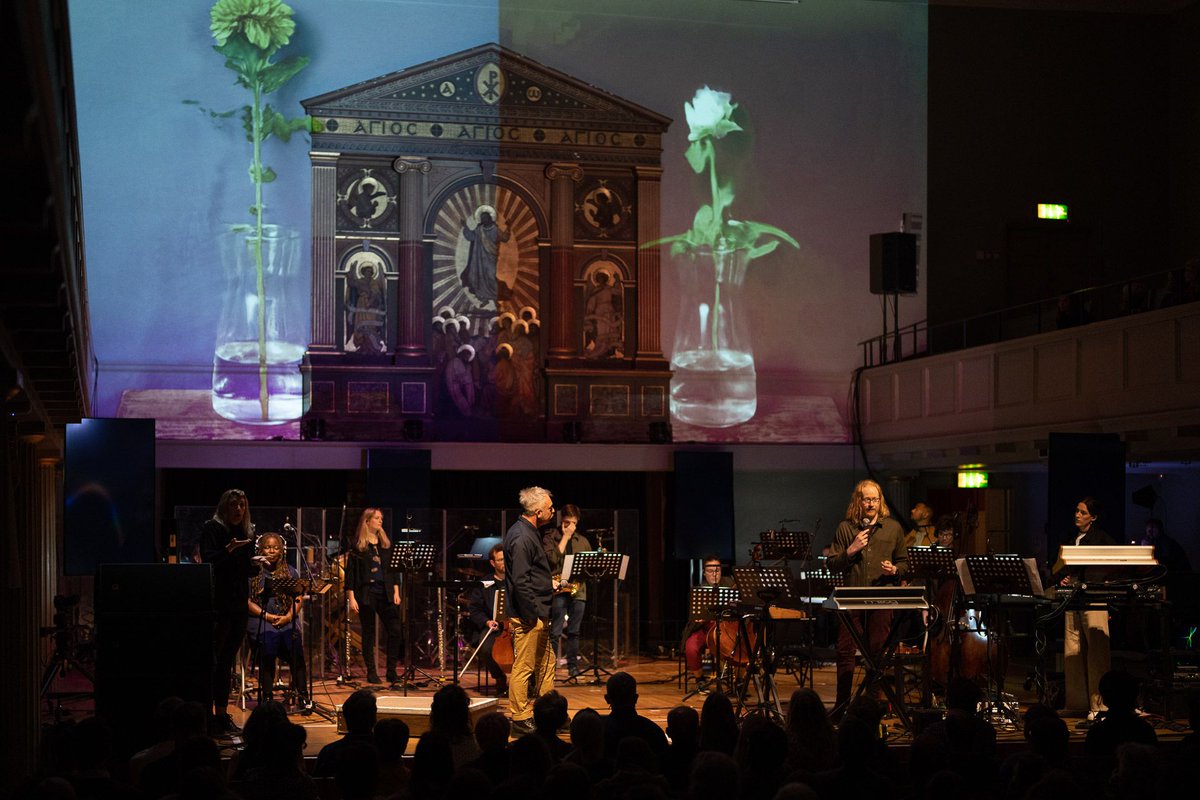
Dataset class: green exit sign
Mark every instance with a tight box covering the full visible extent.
[1037,203,1068,220]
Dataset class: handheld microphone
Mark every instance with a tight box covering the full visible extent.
[283,522,296,533]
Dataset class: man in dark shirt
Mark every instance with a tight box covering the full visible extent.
[503,485,557,735]
[464,543,508,696]
[600,671,668,770]
[826,479,908,710]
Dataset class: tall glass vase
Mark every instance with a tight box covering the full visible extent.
[212,224,307,424]
[670,245,757,427]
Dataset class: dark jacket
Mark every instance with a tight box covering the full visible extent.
[344,544,402,606]
[504,516,552,624]
[199,517,255,612]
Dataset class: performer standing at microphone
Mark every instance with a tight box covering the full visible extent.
[246,532,307,706]
[345,508,403,686]
[199,489,257,735]
[826,479,908,710]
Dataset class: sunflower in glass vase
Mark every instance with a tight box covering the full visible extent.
[191,0,310,423]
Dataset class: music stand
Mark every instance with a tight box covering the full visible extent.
[962,554,1033,726]
[682,585,739,700]
[388,542,438,693]
[730,566,796,721]
[903,546,958,705]
[758,529,812,562]
[562,551,627,686]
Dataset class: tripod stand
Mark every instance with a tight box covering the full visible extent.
[39,597,94,715]
[564,550,628,686]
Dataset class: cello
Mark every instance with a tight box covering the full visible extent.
[926,508,1000,688]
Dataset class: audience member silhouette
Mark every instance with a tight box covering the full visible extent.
[563,707,613,783]
[429,683,480,768]
[373,717,411,798]
[699,691,740,756]
[662,705,701,794]
[782,687,836,781]
[314,689,376,777]
[1084,670,1156,764]
[463,710,511,782]
[532,690,572,761]
[601,671,669,769]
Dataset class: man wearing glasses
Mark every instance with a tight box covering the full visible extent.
[503,486,557,735]
[826,479,908,712]
[680,555,732,686]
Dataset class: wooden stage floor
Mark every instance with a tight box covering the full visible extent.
[220,655,1194,753]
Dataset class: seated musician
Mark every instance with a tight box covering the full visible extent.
[464,543,508,696]
[680,554,733,684]
[905,502,936,548]
[246,533,308,706]
[932,514,959,552]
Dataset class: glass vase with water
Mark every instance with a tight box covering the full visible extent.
[670,243,757,427]
[212,224,308,424]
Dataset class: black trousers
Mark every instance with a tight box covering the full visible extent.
[359,589,403,680]
[212,609,246,713]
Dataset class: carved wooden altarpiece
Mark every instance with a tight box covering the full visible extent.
[301,43,671,442]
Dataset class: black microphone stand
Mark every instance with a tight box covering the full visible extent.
[289,521,335,721]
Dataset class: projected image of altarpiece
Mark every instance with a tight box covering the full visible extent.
[302,44,672,442]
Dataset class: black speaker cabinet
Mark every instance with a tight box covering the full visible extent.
[95,564,214,750]
[869,232,918,294]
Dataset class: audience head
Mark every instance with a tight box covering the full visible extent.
[1114,742,1165,799]
[945,677,984,713]
[444,766,492,798]
[605,671,639,710]
[785,688,830,737]
[342,688,378,735]
[1097,670,1140,713]
[614,736,657,774]
[70,716,113,771]
[834,717,877,766]
[508,732,553,781]
[150,696,185,742]
[410,731,454,795]
[543,761,591,797]
[373,717,410,765]
[473,710,511,753]
[533,690,569,736]
[688,751,739,800]
[844,695,884,733]
[1023,705,1068,764]
[666,705,700,746]
[171,701,207,743]
[333,743,379,800]
[773,783,819,800]
[699,692,739,755]
[568,707,604,758]
[430,683,472,737]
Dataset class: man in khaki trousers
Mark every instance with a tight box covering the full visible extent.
[503,486,557,735]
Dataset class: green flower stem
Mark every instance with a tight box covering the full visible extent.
[252,80,268,420]
[708,144,722,353]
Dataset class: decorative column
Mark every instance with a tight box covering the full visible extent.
[635,166,666,362]
[394,157,432,359]
[545,162,583,357]
[309,151,340,351]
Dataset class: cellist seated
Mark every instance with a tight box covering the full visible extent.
[464,543,510,696]
[680,555,734,684]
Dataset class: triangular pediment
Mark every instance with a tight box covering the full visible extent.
[302,43,670,131]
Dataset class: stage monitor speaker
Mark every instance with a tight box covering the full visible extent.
[367,448,432,514]
[672,451,734,561]
[1047,432,1126,563]
[869,232,918,295]
[95,564,214,753]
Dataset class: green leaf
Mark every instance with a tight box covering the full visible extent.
[746,240,780,261]
[260,55,310,94]
[684,140,708,174]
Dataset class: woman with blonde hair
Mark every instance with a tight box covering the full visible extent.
[345,508,403,685]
